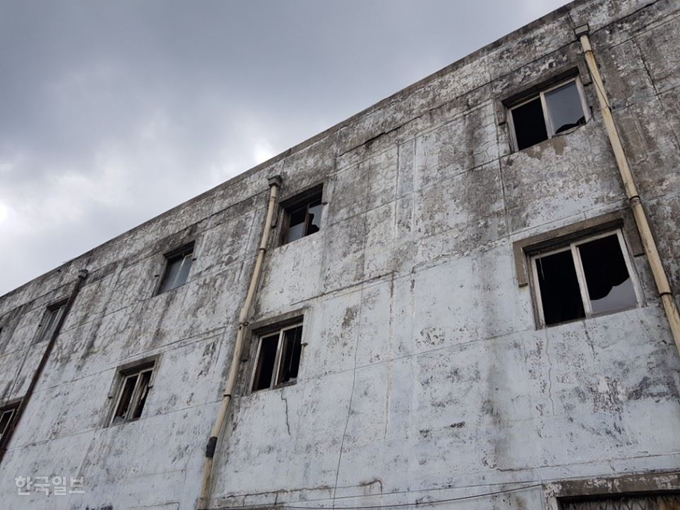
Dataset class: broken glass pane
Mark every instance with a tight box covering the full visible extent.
[536,250,585,325]
[512,97,548,150]
[578,235,636,315]
[285,206,308,243]
[307,202,322,235]
[545,81,586,134]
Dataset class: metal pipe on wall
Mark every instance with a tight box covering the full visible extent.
[0,268,89,465]
[197,175,282,510]
[576,26,680,353]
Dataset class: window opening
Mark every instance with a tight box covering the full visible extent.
[111,363,155,425]
[510,78,587,151]
[532,230,638,326]
[562,493,680,510]
[252,324,304,391]
[36,303,66,343]
[281,187,323,245]
[158,244,194,294]
[0,404,18,441]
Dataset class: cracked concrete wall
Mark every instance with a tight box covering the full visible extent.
[1,0,680,509]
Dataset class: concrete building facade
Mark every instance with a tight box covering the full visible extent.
[1,0,680,508]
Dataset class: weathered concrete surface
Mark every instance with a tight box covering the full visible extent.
[1,0,680,509]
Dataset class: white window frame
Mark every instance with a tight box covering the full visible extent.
[508,76,590,151]
[530,229,641,327]
[109,362,156,425]
[251,323,304,391]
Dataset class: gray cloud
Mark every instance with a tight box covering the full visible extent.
[0,0,571,295]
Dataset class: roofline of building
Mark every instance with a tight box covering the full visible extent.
[3,0,596,300]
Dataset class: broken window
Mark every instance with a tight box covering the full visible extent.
[110,362,155,425]
[36,302,67,343]
[280,185,323,245]
[252,324,304,391]
[509,78,588,151]
[562,493,680,510]
[531,230,639,326]
[157,243,194,294]
[0,403,19,442]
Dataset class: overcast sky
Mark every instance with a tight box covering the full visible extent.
[0,0,572,296]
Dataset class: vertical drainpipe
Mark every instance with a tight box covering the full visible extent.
[197,175,282,510]
[575,25,680,353]
[0,268,89,465]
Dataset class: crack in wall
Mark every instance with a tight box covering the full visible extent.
[544,331,556,416]
[280,390,291,436]
[331,287,364,505]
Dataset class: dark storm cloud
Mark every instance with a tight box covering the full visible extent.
[0,0,571,295]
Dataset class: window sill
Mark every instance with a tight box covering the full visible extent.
[250,380,297,395]
[539,304,639,329]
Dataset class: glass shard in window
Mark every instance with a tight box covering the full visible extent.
[286,206,308,244]
[536,250,585,325]
[281,185,323,245]
[578,235,636,315]
[544,81,586,134]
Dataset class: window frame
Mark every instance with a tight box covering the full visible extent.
[250,323,304,392]
[35,301,67,343]
[109,361,156,426]
[530,229,641,328]
[0,402,20,443]
[508,76,589,152]
[156,243,194,295]
[279,184,324,246]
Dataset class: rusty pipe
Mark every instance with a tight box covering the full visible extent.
[577,27,680,353]
[196,175,282,509]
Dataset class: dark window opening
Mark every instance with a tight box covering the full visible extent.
[513,97,548,150]
[281,186,323,245]
[562,493,680,510]
[278,326,303,384]
[510,78,587,151]
[158,244,194,294]
[252,334,279,391]
[579,235,637,315]
[252,324,304,392]
[111,363,155,425]
[536,250,585,326]
[0,404,18,441]
[532,230,638,327]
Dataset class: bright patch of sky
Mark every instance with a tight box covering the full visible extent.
[0,0,571,295]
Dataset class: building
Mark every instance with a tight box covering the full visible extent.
[1,0,680,508]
